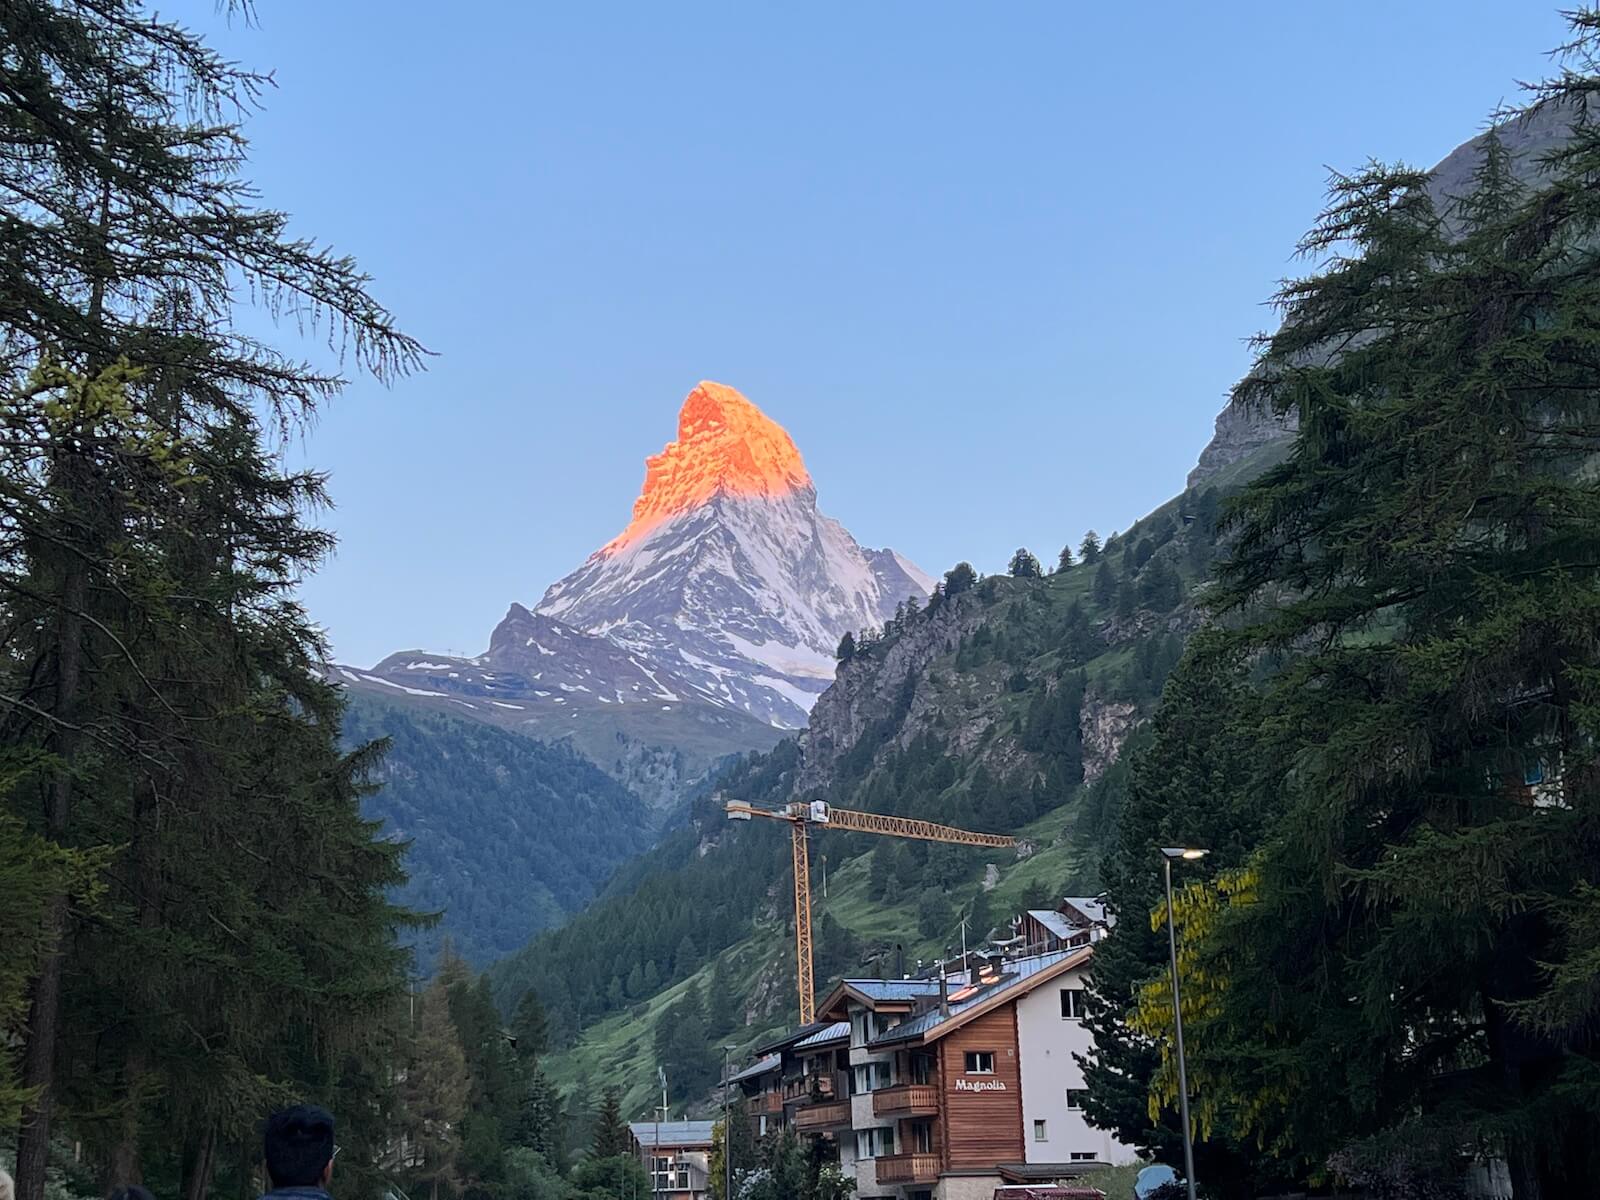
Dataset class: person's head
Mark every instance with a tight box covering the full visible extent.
[264,1104,336,1190]
[109,1187,157,1200]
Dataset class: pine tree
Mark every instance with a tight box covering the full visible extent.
[0,3,421,1196]
[707,954,739,1034]
[943,562,978,595]
[1078,530,1102,563]
[1056,544,1075,572]
[590,1087,631,1160]
[511,1066,566,1169]
[1092,561,1116,607]
[1115,576,1136,620]
[400,979,472,1200]
[868,846,894,899]
[1008,547,1042,578]
[1150,45,1600,1191]
[512,990,550,1061]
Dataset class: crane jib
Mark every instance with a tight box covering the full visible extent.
[721,795,1017,1022]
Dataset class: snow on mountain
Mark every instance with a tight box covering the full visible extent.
[334,380,931,799]
[533,381,933,726]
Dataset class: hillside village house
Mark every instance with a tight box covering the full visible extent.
[631,1120,714,1200]
[732,899,1131,1200]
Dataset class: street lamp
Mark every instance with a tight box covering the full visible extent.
[1160,847,1209,1200]
[722,1045,737,1200]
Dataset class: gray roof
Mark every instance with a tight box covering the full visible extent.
[630,1120,716,1149]
[794,1020,849,1050]
[728,1053,781,1084]
[1026,909,1079,941]
[753,1018,834,1055]
[869,950,1087,1047]
[1061,896,1113,928]
[839,978,946,1001]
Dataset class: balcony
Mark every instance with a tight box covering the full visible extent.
[751,1091,783,1115]
[876,1153,940,1185]
[792,1100,851,1132]
[871,1083,940,1118]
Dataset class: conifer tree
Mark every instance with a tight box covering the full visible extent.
[1056,544,1075,572]
[521,985,560,1062]
[1146,41,1600,1191]
[1115,576,1137,620]
[590,1087,631,1160]
[0,3,422,1196]
[944,561,978,595]
[835,631,856,663]
[1079,530,1102,563]
[707,954,739,1034]
[1092,561,1116,607]
[400,979,472,1200]
[1008,547,1042,578]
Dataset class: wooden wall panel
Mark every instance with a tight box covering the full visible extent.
[935,1006,1024,1170]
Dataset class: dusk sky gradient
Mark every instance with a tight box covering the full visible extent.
[190,2,1571,665]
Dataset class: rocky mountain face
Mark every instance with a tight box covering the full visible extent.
[535,381,933,727]
[337,380,929,805]
[1188,101,1575,488]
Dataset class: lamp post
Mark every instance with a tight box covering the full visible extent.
[722,1045,736,1200]
[1161,846,1208,1200]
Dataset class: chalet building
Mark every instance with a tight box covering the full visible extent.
[1017,897,1113,955]
[630,1120,715,1200]
[730,1049,786,1138]
[809,948,1133,1200]
[786,1020,852,1141]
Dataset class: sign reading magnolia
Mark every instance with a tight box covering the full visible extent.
[954,1078,1008,1093]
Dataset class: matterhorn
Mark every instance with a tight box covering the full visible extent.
[537,381,931,724]
[339,381,930,798]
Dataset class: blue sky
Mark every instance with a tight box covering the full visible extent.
[191,2,1571,665]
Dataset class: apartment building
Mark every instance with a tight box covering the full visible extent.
[808,947,1133,1200]
[630,1121,715,1200]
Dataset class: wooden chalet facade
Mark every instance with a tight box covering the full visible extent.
[807,947,1131,1200]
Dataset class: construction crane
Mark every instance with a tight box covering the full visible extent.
[726,798,1015,1024]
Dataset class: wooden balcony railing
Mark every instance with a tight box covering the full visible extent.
[876,1153,940,1184]
[871,1083,940,1118]
[751,1091,783,1114]
[791,1100,851,1131]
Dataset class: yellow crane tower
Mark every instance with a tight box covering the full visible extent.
[725,798,1015,1024]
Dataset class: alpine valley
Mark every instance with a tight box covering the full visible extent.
[339,382,934,965]
[474,110,1575,1126]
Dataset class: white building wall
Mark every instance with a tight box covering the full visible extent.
[1014,963,1137,1165]
[842,1000,895,1198]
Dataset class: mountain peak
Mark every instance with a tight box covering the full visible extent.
[603,381,812,553]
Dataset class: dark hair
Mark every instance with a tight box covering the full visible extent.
[264,1104,335,1188]
[110,1188,157,1200]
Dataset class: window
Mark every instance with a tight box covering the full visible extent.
[1070,1153,1096,1162]
[963,1051,995,1074]
[851,1012,869,1046]
[853,1061,894,1094]
[1066,1088,1088,1110]
[854,1127,895,1159]
[1033,1120,1048,1142]
[1060,987,1089,1019]
[908,1054,934,1085]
